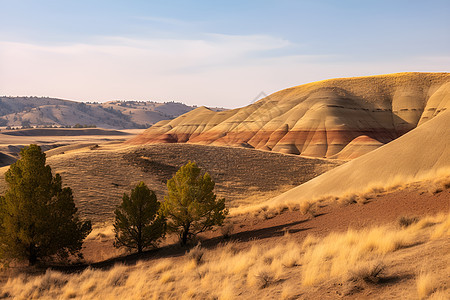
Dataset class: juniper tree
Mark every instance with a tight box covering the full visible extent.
[162,161,228,245]
[114,182,165,253]
[0,144,92,265]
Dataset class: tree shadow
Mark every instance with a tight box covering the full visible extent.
[48,219,312,273]
[207,219,311,245]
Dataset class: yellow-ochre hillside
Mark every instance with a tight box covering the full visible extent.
[128,72,450,159]
[254,109,450,212]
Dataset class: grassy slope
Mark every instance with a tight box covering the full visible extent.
[1,186,448,299]
[0,144,341,223]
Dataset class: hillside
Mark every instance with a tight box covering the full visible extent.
[0,144,341,223]
[0,97,199,129]
[255,110,450,211]
[129,72,450,159]
[0,128,140,167]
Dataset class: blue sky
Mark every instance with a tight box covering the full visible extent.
[1,0,449,107]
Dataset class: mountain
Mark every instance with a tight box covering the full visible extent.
[0,97,201,129]
[128,72,450,159]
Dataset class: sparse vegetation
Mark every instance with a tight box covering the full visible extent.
[416,272,439,299]
[113,182,166,253]
[0,129,448,298]
[0,144,91,265]
[220,222,234,239]
[186,243,204,265]
[162,161,228,245]
[299,201,316,217]
[73,124,97,128]
[1,213,448,299]
[348,261,385,284]
[398,216,419,228]
[254,270,274,289]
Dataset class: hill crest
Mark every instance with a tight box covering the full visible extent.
[128,72,450,159]
[0,97,203,129]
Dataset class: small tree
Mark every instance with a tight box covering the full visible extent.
[114,182,165,253]
[0,144,92,265]
[162,161,228,245]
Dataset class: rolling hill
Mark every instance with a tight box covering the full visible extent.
[0,144,341,223]
[0,97,199,129]
[129,72,450,159]
[256,109,450,211]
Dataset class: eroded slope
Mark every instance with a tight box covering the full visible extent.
[129,73,450,159]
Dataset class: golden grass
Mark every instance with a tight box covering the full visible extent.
[1,213,448,299]
[430,214,450,239]
[428,290,450,300]
[301,214,448,286]
[299,201,316,217]
[280,283,297,300]
[235,167,450,216]
[416,272,439,299]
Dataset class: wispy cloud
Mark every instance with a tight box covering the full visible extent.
[0,34,448,107]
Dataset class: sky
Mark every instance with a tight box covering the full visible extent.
[0,0,449,108]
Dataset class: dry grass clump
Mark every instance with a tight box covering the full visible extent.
[2,270,69,299]
[337,193,358,206]
[416,272,439,299]
[337,193,371,206]
[348,261,385,284]
[86,224,115,242]
[428,174,450,194]
[398,216,420,228]
[220,222,235,239]
[299,201,316,217]
[280,283,297,300]
[186,243,204,265]
[254,270,274,289]
[430,214,450,239]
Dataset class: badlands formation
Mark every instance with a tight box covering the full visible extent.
[261,109,450,210]
[129,72,450,159]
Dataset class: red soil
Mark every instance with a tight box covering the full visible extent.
[227,187,449,245]
[82,185,449,264]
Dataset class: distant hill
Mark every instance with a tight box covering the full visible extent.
[0,97,223,129]
[128,72,450,159]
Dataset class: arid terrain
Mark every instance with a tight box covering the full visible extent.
[0,73,449,300]
[0,127,142,167]
[130,72,450,159]
[0,97,205,129]
[0,143,340,223]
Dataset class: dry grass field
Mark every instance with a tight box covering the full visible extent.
[0,143,341,223]
[0,188,448,299]
[0,123,448,300]
[0,130,448,300]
